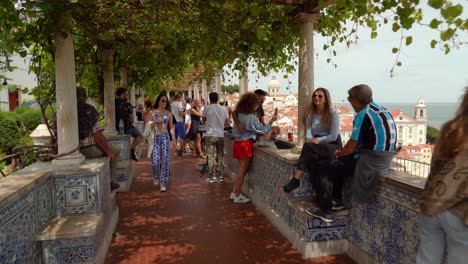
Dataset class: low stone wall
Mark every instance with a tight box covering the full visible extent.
[0,158,118,263]
[224,134,427,263]
[106,135,134,191]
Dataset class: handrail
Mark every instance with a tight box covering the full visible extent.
[390,157,431,178]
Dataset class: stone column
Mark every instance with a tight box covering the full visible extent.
[130,82,136,122]
[119,67,127,88]
[188,84,193,99]
[201,78,208,101]
[102,48,118,137]
[296,13,320,148]
[194,80,200,100]
[239,64,248,95]
[52,9,85,165]
[215,71,222,94]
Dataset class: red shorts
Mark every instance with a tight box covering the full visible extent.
[233,139,254,159]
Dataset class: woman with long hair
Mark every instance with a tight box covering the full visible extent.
[282,88,341,192]
[151,94,175,192]
[416,88,468,264]
[230,92,277,203]
[187,99,205,158]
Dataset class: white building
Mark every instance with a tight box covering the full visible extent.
[0,53,37,111]
[391,99,427,147]
[267,76,280,96]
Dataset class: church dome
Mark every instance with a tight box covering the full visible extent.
[268,77,281,90]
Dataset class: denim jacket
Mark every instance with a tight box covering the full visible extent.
[232,113,272,141]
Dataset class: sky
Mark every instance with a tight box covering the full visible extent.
[223,2,468,103]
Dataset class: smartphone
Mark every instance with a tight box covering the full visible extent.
[274,108,278,115]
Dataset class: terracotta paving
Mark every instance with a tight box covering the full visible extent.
[105,151,355,264]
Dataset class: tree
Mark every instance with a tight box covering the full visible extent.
[427,126,440,144]
[222,84,240,94]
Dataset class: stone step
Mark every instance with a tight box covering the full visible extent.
[37,214,102,241]
[288,199,349,242]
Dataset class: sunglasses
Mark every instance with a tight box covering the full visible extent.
[313,94,324,98]
[160,100,167,103]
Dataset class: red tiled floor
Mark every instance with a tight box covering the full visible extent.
[105,151,355,264]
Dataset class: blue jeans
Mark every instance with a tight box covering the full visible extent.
[416,210,468,264]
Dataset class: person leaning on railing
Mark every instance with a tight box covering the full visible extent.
[230,92,277,203]
[416,87,468,264]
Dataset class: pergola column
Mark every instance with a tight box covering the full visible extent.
[130,82,136,121]
[296,13,320,148]
[239,65,248,95]
[215,71,222,94]
[201,78,208,101]
[102,48,118,137]
[194,80,200,100]
[188,84,193,99]
[52,9,84,165]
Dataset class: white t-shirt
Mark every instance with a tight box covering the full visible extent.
[185,103,192,124]
[171,101,184,122]
[202,104,228,137]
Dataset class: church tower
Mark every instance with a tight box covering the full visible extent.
[267,76,280,96]
[415,98,427,121]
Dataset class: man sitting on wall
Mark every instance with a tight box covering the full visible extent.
[332,84,398,211]
[77,87,120,191]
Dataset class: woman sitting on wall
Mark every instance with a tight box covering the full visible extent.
[230,92,277,203]
[416,87,468,264]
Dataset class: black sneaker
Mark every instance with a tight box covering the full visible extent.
[176,150,183,156]
[131,149,139,161]
[281,178,300,193]
[305,207,333,223]
[332,200,345,211]
[110,181,120,191]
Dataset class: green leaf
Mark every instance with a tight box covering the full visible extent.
[392,47,399,53]
[428,0,444,9]
[440,28,455,41]
[371,31,378,39]
[430,40,438,48]
[392,23,400,32]
[441,5,463,21]
[405,36,413,46]
[429,19,442,29]
[396,61,402,67]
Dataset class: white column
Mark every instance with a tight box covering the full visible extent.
[194,80,200,100]
[52,9,84,165]
[102,48,118,137]
[215,71,222,94]
[130,82,136,122]
[296,13,320,147]
[239,64,248,95]
[201,78,208,101]
[188,84,193,99]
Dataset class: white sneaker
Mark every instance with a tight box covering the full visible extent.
[233,194,250,203]
[153,178,159,186]
[160,186,167,192]
[229,193,236,200]
[218,176,224,182]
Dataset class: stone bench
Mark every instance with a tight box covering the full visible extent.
[106,135,134,192]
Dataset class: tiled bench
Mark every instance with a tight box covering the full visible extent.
[0,158,118,264]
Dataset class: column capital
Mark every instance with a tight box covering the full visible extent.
[295,12,321,24]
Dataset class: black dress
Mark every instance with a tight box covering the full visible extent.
[187,112,201,140]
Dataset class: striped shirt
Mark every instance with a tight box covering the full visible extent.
[350,102,397,151]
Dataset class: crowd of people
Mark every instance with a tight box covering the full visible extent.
[75,84,467,263]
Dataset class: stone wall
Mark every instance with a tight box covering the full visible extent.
[224,134,427,263]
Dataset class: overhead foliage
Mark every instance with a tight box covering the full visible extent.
[0,0,466,97]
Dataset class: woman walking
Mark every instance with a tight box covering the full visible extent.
[230,92,277,203]
[151,94,175,192]
[416,88,468,264]
[187,99,205,158]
